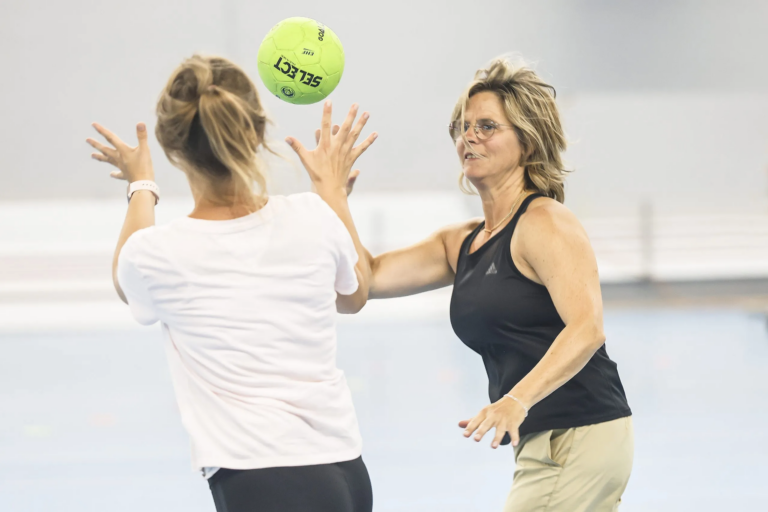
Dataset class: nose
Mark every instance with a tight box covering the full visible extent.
[460,123,478,146]
[456,129,478,158]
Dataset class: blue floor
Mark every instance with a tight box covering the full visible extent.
[2,309,768,511]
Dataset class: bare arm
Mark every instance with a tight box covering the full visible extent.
[462,199,607,448]
[508,201,606,409]
[87,122,156,304]
[112,191,156,303]
[319,188,373,314]
[306,121,478,302]
[363,220,480,299]
[286,102,377,314]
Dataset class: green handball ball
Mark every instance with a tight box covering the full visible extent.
[258,17,345,105]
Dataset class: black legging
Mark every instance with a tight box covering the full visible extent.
[208,456,373,512]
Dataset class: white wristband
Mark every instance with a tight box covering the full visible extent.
[127,180,160,204]
[503,394,529,417]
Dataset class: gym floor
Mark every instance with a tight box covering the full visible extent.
[2,306,767,511]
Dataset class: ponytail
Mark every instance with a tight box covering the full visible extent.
[156,55,273,204]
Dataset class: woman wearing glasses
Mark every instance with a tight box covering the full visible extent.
[336,58,634,511]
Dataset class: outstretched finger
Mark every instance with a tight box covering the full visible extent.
[473,418,494,442]
[285,136,310,167]
[351,132,378,161]
[92,123,127,151]
[491,426,507,449]
[345,111,370,149]
[136,123,149,149]
[337,104,359,140]
[91,152,110,163]
[86,138,118,159]
[319,101,333,147]
[315,125,340,146]
[458,419,470,429]
[463,414,484,438]
[510,428,521,447]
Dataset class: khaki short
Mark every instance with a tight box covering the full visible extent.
[504,416,634,512]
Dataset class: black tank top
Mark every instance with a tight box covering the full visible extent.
[450,194,631,442]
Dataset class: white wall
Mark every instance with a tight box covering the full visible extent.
[562,93,768,217]
[1,0,767,215]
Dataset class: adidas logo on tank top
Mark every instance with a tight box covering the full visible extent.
[486,262,498,275]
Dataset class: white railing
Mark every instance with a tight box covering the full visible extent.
[1,193,767,295]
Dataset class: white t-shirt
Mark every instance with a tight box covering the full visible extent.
[117,193,361,475]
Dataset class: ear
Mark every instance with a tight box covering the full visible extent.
[524,141,535,160]
[518,136,534,165]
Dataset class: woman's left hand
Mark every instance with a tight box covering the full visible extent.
[86,122,155,182]
[285,101,376,195]
[314,125,361,197]
[459,396,527,448]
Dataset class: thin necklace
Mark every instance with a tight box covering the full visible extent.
[483,190,528,235]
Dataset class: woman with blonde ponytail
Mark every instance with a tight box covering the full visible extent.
[350,57,634,511]
[86,55,377,512]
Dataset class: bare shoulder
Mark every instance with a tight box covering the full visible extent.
[517,197,588,242]
[439,218,483,271]
[512,197,596,285]
[440,217,483,246]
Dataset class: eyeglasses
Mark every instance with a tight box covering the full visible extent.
[448,119,513,141]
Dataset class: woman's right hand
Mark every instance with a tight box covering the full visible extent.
[285,101,376,196]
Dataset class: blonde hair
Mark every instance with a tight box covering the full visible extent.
[452,57,569,202]
[155,55,273,205]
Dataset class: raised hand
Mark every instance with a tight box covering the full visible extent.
[86,122,155,183]
[285,101,376,195]
[315,125,360,196]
